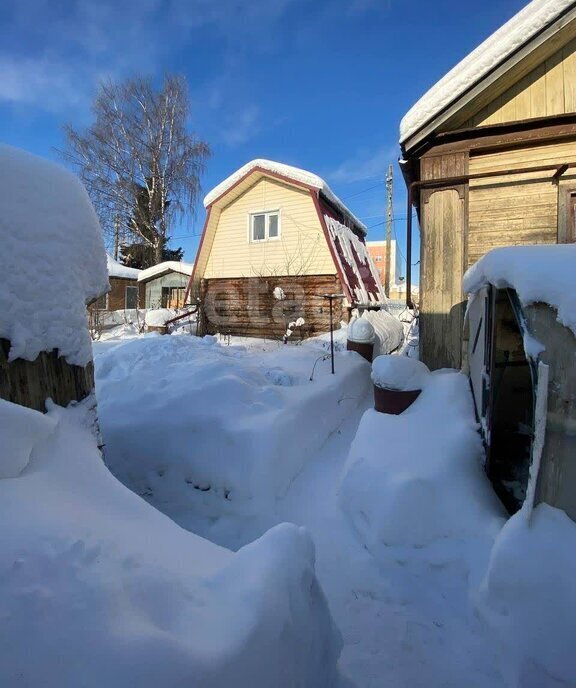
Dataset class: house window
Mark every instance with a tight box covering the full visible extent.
[125,285,139,309]
[250,211,280,242]
[374,255,382,262]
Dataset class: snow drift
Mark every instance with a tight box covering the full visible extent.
[0,144,108,365]
[95,335,370,525]
[477,504,576,686]
[339,371,502,550]
[0,398,342,687]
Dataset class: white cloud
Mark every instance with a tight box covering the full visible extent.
[327,144,400,184]
[221,106,260,146]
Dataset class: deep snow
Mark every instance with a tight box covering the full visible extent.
[0,397,342,687]
[94,330,576,687]
[0,144,108,365]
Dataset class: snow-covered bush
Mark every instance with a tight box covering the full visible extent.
[0,399,343,687]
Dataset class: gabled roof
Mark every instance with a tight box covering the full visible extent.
[203,159,366,233]
[138,261,194,282]
[106,254,140,280]
[400,0,576,149]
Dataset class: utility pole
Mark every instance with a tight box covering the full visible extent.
[385,164,393,298]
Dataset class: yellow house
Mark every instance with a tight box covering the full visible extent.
[400,0,576,370]
[188,159,385,338]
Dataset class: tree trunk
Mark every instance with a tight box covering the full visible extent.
[154,238,164,265]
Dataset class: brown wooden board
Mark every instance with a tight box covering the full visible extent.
[200,275,347,339]
[0,338,94,412]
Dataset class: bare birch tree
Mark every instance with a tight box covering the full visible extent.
[60,74,209,264]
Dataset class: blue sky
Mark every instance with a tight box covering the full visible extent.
[0,0,528,280]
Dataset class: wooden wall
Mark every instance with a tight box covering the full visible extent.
[0,339,94,412]
[107,277,141,311]
[418,153,468,369]
[200,274,346,339]
[467,38,576,128]
[468,139,576,266]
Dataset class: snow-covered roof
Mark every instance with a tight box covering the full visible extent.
[463,244,576,335]
[400,0,573,145]
[137,260,194,282]
[324,215,385,305]
[204,159,366,232]
[106,254,140,280]
[0,144,108,366]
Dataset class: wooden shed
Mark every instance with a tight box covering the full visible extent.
[400,0,576,370]
[465,244,576,522]
[90,255,142,312]
[138,261,194,309]
[187,159,386,338]
[0,144,108,412]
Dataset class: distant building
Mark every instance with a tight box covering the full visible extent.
[92,255,141,312]
[365,240,404,298]
[189,159,385,338]
[138,261,194,309]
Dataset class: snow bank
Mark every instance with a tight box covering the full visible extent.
[0,399,57,478]
[107,254,140,279]
[0,399,342,687]
[95,335,370,523]
[400,0,573,143]
[145,308,178,327]
[371,355,430,391]
[204,158,366,231]
[0,144,108,365]
[464,244,576,335]
[477,504,576,685]
[339,371,502,550]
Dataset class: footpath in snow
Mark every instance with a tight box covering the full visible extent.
[94,332,576,688]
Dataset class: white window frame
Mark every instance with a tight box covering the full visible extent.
[125,285,139,310]
[249,210,281,243]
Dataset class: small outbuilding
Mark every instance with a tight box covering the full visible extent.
[91,255,141,311]
[464,244,576,521]
[138,261,194,309]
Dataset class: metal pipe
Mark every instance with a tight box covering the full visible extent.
[404,160,576,309]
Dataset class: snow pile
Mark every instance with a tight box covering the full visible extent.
[94,335,370,524]
[400,0,572,143]
[0,399,57,478]
[371,355,430,391]
[477,504,576,685]
[348,317,375,343]
[0,399,342,687]
[273,286,286,300]
[464,244,576,335]
[137,261,194,281]
[204,159,366,231]
[0,144,108,365]
[355,309,404,355]
[145,308,178,327]
[339,371,502,550]
[324,215,384,303]
[107,254,140,279]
